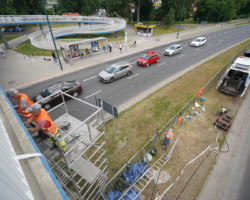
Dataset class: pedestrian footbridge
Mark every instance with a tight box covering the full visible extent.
[0,15,126,50]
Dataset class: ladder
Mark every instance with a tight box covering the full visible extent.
[118,138,179,200]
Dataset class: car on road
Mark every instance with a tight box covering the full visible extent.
[190,37,206,47]
[99,61,133,83]
[137,52,160,67]
[164,44,182,56]
[244,50,250,57]
[32,80,82,110]
[4,26,25,32]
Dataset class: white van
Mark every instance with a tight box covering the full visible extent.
[217,56,250,97]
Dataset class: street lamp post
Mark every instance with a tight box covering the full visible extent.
[41,0,63,71]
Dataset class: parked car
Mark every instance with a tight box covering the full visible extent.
[190,37,206,47]
[137,52,160,67]
[244,50,250,58]
[4,26,25,32]
[32,80,82,110]
[164,44,182,56]
[99,61,133,83]
[217,56,250,97]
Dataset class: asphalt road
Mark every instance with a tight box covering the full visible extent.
[20,24,250,120]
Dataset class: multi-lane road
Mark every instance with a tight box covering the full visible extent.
[21,24,250,119]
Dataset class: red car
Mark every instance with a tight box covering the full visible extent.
[137,52,160,67]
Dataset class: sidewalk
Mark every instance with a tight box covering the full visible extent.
[197,89,250,200]
[0,23,235,90]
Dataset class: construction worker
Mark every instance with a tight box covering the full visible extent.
[25,103,67,151]
[6,89,33,121]
[163,129,173,150]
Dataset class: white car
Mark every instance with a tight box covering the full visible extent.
[190,37,207,47]
[164,44,182,56]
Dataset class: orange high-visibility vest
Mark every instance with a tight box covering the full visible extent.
[17,93,33,119]
[166,130,173,139]
[196,88,204,98]
[36,108,58,135]
[178,116,183,123]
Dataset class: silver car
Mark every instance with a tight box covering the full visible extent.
[164,44,182,56]
[99,61,133,83]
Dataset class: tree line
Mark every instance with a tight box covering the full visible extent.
[0,0,249,24]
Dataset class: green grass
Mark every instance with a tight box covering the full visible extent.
[153,25,184,36]
[14,40,55,56]
[104,40,250,177]
[0,35,21,44]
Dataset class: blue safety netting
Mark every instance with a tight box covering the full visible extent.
[106,189,140,200]
[122,162,148,185]
[106,190,122,200]
[106,162,148,200]
[123,189,140,200]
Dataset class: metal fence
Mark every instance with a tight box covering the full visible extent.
[99,41,250,199]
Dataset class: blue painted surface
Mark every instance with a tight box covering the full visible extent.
[0,87,69,200]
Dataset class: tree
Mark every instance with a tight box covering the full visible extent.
[162,7,175,25]
[140,0,153,21]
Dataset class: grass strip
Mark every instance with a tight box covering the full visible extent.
[0,35,21,44]
[105,39,250,181]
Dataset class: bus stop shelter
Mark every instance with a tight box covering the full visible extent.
[60,37,108,62]
[134,24,155,37]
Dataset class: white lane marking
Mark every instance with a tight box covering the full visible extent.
[85,90,102,99]
[127,73,140,79]
[183,44,187,47]
[157,62,166,66]
[208,43,212,46]
[131,61,137,64]
[208,37,211,38]
[178,54,185,58]
[219,40,223,42]
[83,76,97,82]
[195,48,200,51]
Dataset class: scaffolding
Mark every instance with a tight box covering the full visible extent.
[34,91,108,200]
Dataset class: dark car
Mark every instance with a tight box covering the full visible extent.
[32,80,82,110]
[244,50,250,58]
[137,52,160,67]
[4,26,25,32]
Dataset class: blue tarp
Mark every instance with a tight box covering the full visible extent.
[106,190,122,200]
[122,162,148,185]
[106,189,140,200]
[106,162,148,200]
[123,189,140,200]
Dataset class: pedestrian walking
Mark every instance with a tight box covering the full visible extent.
[25,103,67,151]
[163,129,173,150]
[52,52,57,63]
[6,89,33,123]
[119,43,123,53]
[0,48,6,58]
[68,54,72,65]
[109,42,112,53]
